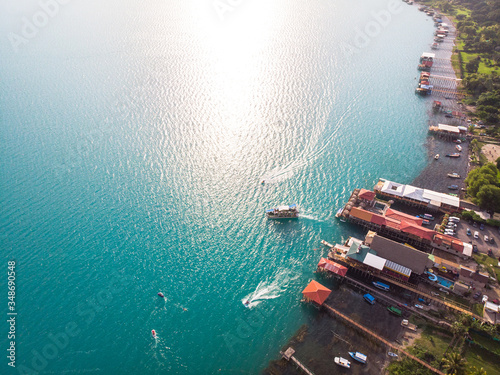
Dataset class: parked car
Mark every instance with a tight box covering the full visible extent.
[449,217,460,223]
[482,295,489,303]
[473,222,477,227]
[485,235,489,242]
[422,219,430,226]
[473,292,481,300]
[467,228,471,236]
[480,223,485,231]
[488,249,493,257]
[474,231,479,239]
[473,244,478,253]
[490,237,495,244]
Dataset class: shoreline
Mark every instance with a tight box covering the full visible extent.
[411,14,471,194]
[262,7,467,375]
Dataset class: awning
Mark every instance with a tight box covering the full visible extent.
[317,258,348,276]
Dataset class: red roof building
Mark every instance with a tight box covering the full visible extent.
[317,258,348,276]
[302,280,332,305]
[358,189,376,201]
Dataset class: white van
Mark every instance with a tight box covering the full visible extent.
[449,217,460,223]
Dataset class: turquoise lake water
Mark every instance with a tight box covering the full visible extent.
[0,0,435,373]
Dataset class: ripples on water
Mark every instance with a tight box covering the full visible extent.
[0,0,434,373]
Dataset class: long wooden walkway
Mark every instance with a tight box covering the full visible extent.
[323,304,445,375]
[280,347,315,375]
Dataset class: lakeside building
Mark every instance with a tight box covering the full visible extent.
[364,232,431,275]
[328,232,489,293]
[332,237,416,283]
[337,185,472,258]
[374,178,460,213]
[429,123,468,139]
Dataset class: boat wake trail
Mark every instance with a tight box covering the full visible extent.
[242,270,299,308]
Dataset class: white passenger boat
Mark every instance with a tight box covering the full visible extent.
[334,357,351,368]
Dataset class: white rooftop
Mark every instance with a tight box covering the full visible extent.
[422,52,436,59]
[380,179,460,208]
[438,124,460,133]
[363,253,386,270]
[462,243,473,257]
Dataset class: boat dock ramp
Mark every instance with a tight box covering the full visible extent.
[280,347,315,375]
[323,303,446,375]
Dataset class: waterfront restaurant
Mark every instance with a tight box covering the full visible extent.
[339,238,414,282]
[365,232,432,275]
[374,178,460,213]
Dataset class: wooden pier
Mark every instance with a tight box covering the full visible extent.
[323,304,446,375]
[280,347,315,375]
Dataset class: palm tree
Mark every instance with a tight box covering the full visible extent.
[442,352,467,375]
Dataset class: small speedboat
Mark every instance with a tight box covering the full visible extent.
[456,145,462,152]
[243,300,251,308]
[334,357,351,368]
[349,351,367,364]
[446,153,460,158]
[434,154,439,160]
[158,292,165,298]
[151,329,157,339]
[388,352,398,357]
[448,185,459,190]
[447,172,460,178]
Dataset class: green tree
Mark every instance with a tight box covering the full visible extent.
[476,184,500,210]
[441,352,467,375]
[466,58,480,73]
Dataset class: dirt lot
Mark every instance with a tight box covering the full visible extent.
[481,143,500,163]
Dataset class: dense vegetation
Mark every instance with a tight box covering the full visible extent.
[464,162,500,211]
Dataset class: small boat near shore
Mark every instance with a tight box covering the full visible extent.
[349,351,367,364]
[447,172,460,178]
[446,153,460,158]
[372,281,390,291]
[387,306,402,316]
[434,154,439,160]
[456,145,462,152]
[388,352,398,358]
[334,357,351,368]
[448,185,459,190]
[265,204,299,219]
[152,329,157,339]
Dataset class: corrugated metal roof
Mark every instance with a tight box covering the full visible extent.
[370,235,431,274]
[350,207,373,222]
[384,260,412,277]
[386,208,423,225]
